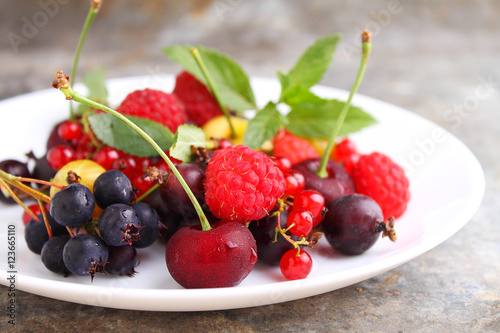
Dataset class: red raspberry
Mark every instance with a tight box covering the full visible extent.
[273,130,320,165]
[351,152,410,220]
[331,138,360,175]
[204,145,286,223]
[173,71,223,127]
[117,88,187,133]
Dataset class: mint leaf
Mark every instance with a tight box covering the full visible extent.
[244,102,287,149]
[82,67,108,103]
[285,99,377,138]
[88,113,173,157]
[76,101,90,116]
[280,34,341,102]
[169,124,207,162]
[74,67,108,116]
[163,45,257,112]
[283,89,329,106]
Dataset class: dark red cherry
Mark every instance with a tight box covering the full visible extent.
[165,221,258,288]
[160,163,205,218]
[0,159,32,203]
[292,158,355,206]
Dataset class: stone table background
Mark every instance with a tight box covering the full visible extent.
[1,0,499,331]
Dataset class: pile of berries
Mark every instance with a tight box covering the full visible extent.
[0,71,409,288]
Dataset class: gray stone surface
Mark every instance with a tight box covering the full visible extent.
[1,0,499,332]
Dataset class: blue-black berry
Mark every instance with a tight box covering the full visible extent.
[98,203,142,246]
[93,170,133,209]
[131,202,159,248]
[62,234,109,280]
[50,183,95,227]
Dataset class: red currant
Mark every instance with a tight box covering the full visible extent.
[332,138,360,174]
[271,156,292,173]
[293,190,326,226]
[75,133,96,159]
[286,208,313,237]
[132,174,155,198]
[46,145,77,170]
[283,170,305,197]
[154,158,169,172]
[57,120,83,141]
[219,138,233,149]
[22,204,49,226]
[93,146,121,170]
[280,248,312,280]
[112,155,137,179]
[133,156,152,174]
[154,152,181,172]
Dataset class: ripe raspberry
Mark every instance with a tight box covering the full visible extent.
[273,130,320,165]
[117,88,186,133]
[173,71,223,127]
[205,145,286,223]
[351,152,410,220]
[331,138,360,175]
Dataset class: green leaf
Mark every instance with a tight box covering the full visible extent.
[74,67,108,116]
[280,34,341,102]
[163,45,257,112]
[276,71,289,94]
[285,99,377,138]
[82,67,108,103]
[88,113,173,157]
[243,102,287,149]
[75,101,90,116]
[283,89,329,106]
[169,124,207,162]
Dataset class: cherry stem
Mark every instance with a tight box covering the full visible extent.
[0,169,51,203]
[190,47,236,139]
[38,199,53,239]
[69,0,102,118]
[316,30,372,178]
[135,183,160,203]
[53,71,212,231]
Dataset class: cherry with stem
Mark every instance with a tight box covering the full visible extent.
[316,31,372,178]
[69,0,102,118]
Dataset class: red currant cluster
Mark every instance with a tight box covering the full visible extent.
[270,156,327,280]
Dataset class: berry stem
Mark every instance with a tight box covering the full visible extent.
[316,31,372,178]
[275,210,311,248]
[0,169,51,203]
[53,71,212,231]
[0,179,40,222]
[11,176,65,190]
[38,199,53,239]
[378,216,397,242]
[190,47,236,138]
[69,0,102,118]
[66,226,75,238]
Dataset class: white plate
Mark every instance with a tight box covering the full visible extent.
[0,76,485,311]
